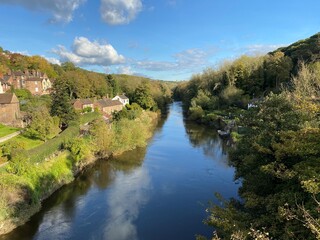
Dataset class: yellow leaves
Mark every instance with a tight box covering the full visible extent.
[301,178,320,194]
[260,162,297,180]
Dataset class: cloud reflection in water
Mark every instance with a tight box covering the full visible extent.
[104,167,151,240]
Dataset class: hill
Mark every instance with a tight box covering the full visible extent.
[276,32,320,64]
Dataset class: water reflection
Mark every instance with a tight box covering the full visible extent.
[1,102,238,240]
[184,121,230,165]
[104,168,151,240]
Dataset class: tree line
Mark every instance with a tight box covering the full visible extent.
[176,33,320,239]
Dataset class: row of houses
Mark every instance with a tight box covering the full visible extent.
[0,70,52,95]
[0,93,129,127]
[73,95,129,116]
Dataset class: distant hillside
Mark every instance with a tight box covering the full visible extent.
[174,32,320,109]
[274,32,320,64]
[0,48,175,108]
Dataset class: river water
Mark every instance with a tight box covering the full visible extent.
[2,102,239,240]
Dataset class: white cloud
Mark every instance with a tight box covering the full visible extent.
[134,48,213,72]
[0,0,85,23]
[244,44,285,55]
[117,65,134,75]
[100,0,142,25]
[53,37,125,66]
[44,56,61,65]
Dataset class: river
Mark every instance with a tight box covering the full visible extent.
[2,102,239,240]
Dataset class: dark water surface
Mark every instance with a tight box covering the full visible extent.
[2,102,239,240]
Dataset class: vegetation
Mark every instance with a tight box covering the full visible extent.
[0,46,173,235]
[0,124,20,138]
[177,33,320,239]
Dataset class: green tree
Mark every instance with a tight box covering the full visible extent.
[106,74,120,97]
[133,81,157,110]
[89,118,113,156]
[50,78,77,127]
[64,137,91,163]
[27,105,60,141]
[264,52,293,91]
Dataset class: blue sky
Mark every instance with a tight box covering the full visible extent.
[0,0,319,81]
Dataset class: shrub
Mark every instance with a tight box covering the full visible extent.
[188,106,204,121]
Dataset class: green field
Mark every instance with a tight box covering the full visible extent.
[5,134,44,150]
[0,124,20,138]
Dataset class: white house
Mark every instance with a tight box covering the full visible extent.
[112,94,129,106]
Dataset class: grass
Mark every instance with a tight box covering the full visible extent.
[79,111,101,124]
[1,134,44,150]
[28,122,80,163]
[0,124,20,138]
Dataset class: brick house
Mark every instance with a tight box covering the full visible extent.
[1,70,53,95]
[94,99,123,114]
[0,75,15,92]
[112,94,129,106]
[0,93,21,126]
[73,99,94,112]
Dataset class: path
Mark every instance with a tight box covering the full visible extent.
[0,131,21,143]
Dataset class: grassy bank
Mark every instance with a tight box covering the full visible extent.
[0,110,159,235]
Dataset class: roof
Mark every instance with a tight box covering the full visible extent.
[114,94,129,100]
[95,99,123,108]
[73,98,93,105]
[26,77,42,81]
[80,99,93,105]
[0,75,12,83]
[105,99,123,107]
[95,99,109,108]
[0,93,19,104]
[13,71,23,76]
[119,94,129,100]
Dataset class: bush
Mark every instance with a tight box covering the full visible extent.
[188,106,204,121]
[28,122,80,163]
[64,137,91,163]
[220,85,244,107]
[82,107,92,113]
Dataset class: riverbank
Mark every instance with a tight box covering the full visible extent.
[0,110,159,236]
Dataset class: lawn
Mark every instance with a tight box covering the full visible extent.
[0,124,20,138]
[2,134,44,150]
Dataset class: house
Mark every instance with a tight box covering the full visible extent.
[1,70,53,95]
[112,94,129,106]
[0,75,15,92]
[94,99,123,114]
[73,99,94,112]
[0,93,21,126]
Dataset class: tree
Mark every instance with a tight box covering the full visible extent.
[27,105,60,141]
[64,137,91,163]
[27,55,58,78]
[89,118,113,156]
[264,52,293,91]
[133,81,157,110]
[50,78,77,127]
[9,53,28,70]
[61,61,77,71]
[106,74,120,97]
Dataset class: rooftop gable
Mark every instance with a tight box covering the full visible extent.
[0,93,19,104]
